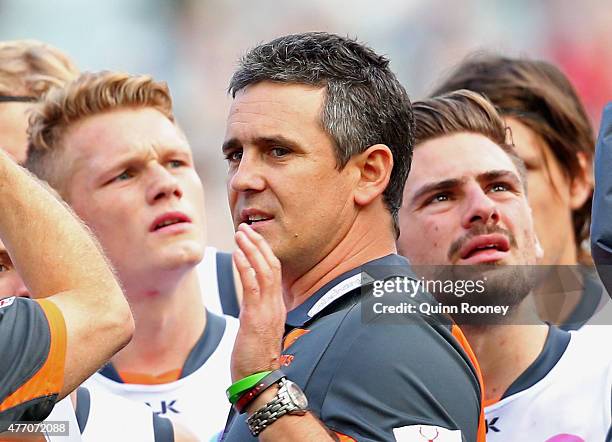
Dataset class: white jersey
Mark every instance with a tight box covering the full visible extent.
[85,313,238,442]
[43,396,81,442]
[77,385,173,442]
[197,246,239,318]
[485,326,612,441]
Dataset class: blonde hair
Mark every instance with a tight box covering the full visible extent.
[0,39,78,97]
[26,71,175,195]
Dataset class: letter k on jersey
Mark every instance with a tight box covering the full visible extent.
[146,399,180,415]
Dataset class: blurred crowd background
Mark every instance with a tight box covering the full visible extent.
[1,0,611,251]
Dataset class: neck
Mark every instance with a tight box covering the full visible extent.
[111,268,206,376]
[284,212,396,310]
[461,297,548,404]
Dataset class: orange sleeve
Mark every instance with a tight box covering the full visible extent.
[0,299,67,412]
[451,324,486,442]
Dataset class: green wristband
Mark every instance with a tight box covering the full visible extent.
[227,371,272,404]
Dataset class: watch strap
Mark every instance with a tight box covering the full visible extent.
[246,378,308,437]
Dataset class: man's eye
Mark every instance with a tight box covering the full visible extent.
[113,171,133,182]
[270,147,289,158]
[0,264,10,273]
[167,160,185,168]
[427,193,450,204]
[490,183,510,192]
[224,151,242,162]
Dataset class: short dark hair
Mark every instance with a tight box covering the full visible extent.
[413,90,527,187]
[228,32,414,237]
[432,53,594,261]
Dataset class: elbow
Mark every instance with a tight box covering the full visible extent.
[114,295,135,350]
[104,286,135,351]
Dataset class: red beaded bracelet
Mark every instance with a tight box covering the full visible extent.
[234,369,286,414]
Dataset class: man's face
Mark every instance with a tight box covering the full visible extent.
[0,102,30,163]
[397,132,541,312]
[398,132,540,263]
[0,240,29,298]
[224,82,357,272]
[506,117,587,265]
[62,107,206,288]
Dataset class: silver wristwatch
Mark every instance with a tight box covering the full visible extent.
[246,377,309,436]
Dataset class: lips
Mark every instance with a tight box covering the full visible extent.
[239,208,274,226]
[149,211,192,232]
[458,234,510,262]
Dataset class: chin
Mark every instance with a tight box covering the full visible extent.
[162,243,205,269]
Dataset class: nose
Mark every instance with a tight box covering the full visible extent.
[228,151,266,194]
[14,278,30,298]
[461,185,500,229]
[146,164,183,204]
[0,273,30,298]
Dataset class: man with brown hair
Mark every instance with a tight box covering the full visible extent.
[221,32,484,442]
[432,54,604,329]
[26,71,237,440]
[397,90,612,441]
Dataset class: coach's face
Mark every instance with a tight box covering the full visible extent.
[397,132,540,267]
[62,107,206,288]
[224,82,357,271]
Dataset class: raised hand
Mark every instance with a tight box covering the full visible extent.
[231,223,286,382]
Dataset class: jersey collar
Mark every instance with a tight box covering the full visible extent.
[285,253,413,328]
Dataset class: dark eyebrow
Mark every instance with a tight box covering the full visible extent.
[477,170,521,187]
[410,178,464,206]
[410,169,522,206]
[222,138,241,154]
[222,135,302,154]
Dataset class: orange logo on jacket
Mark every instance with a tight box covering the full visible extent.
[278,328,310,367]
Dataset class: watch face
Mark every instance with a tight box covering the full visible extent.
[286,381,308,409]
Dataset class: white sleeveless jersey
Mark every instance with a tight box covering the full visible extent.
[485,326,612,441]
[79,385,161,442]
[85,314,238,442]
[43,396,81,441]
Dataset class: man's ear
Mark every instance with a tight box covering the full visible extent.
[352,144,393,206]
[569,151,593,210]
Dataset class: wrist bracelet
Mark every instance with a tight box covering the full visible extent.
[235,370,285,414]
[227,371,272,404]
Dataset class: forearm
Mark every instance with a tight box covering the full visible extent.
[245,387,335,442]
[0,152,133,396]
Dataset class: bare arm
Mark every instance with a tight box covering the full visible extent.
[0,150,134,398]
